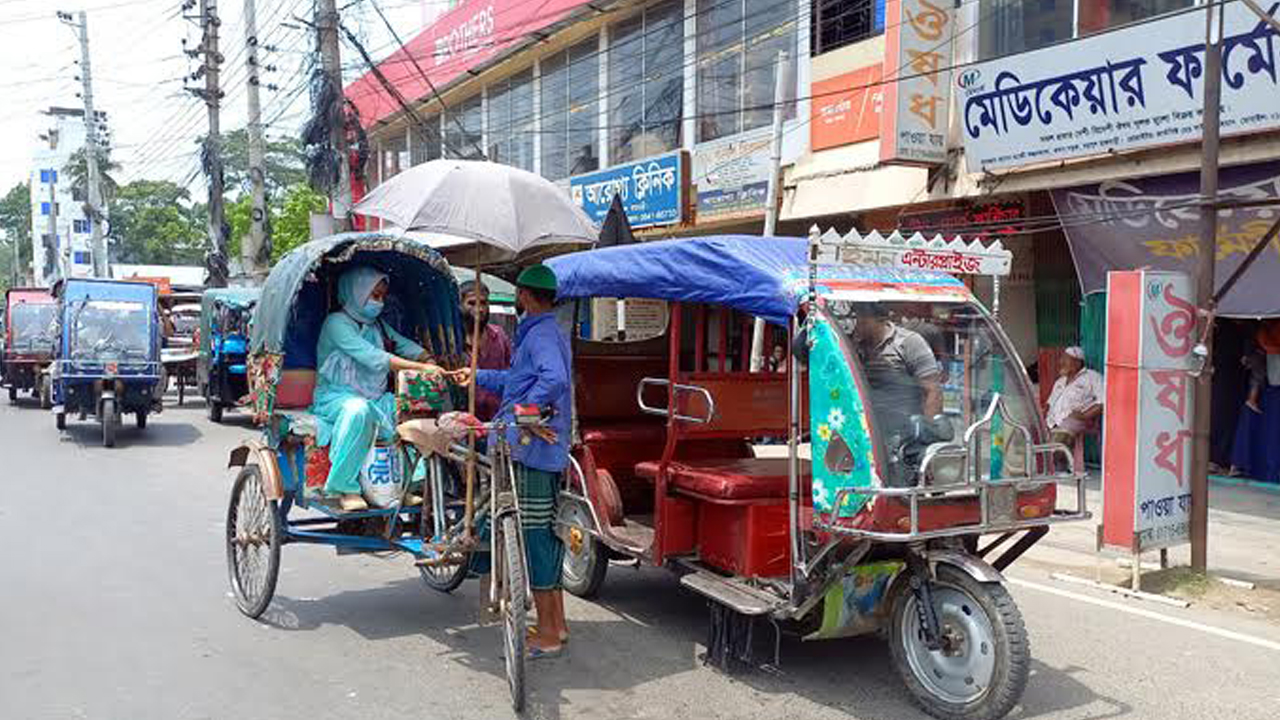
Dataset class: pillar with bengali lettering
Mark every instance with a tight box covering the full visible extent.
[1101,270,1196,553]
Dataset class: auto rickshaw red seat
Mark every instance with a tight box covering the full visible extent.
[581,421,666,445]
[634,457,811,501]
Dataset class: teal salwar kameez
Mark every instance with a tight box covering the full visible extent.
[310,267,426,496]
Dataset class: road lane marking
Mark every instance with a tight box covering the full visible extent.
[1008,576,1280,653]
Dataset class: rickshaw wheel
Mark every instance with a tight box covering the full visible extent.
[889,566,1029,720]
[558,500,607,598]
[39,380,52,410]
[497,514,527,712]
[101,399,117,448]
[417,557,469,593]
[226,465,282,619]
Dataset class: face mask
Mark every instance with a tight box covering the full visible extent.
[364,299,384,318]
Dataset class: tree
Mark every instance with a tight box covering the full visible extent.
[0,183,32,292]
[108,180,205,265]
[272,184,327,261]
[211,128,307,198]
[63,146,120,215]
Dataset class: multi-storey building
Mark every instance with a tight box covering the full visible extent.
[29,106,110,286]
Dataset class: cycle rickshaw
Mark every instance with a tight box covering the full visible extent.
[223,232,535,710]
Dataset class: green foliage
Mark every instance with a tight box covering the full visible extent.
[0,183,33,293]
[273,184,327,261]
[213,128,307,198]
[63,146,120,210]
[108,180,205,265]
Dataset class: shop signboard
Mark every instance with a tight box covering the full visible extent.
[692,126,774,222]
[811,64,883,151]
[961,3,1280,171]
[1051,161,1280,317]
[568,151,687,229]
[898,200,1026,242]
[880,0,954,165]
[346,0,596,127]
[1102,270,1196,553]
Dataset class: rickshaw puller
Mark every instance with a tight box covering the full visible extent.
[311,266,449,512]
[464,263,571,657]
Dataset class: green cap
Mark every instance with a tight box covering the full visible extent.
[515,263,557,292]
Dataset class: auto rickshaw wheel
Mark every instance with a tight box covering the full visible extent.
[558,500,607,598]
[101,399,117,448]
[208,400,223,423]
[497,513,527,712]
[55,411,66,430]
[7,385,15,403]
[136,411,147,429]
[888,565,1029,720]
[226,464,282,619]
[39,379,51,410]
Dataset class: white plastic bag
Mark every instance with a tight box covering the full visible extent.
[360,444,403,508]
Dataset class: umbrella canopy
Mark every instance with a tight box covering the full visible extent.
[354,159,598,260]
[597,193,636,248]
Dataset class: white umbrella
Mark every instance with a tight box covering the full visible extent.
[355,159,598,260]
[358,160,596,536]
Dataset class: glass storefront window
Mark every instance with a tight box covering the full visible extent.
[487,69,535,172]
[696,0,797,143]
[541,38,600,181]
[410,115,442,166]
[444,94,483,159]
[980,0,1195,60]
[608,1,683,164]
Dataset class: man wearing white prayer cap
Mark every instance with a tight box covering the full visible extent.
[1044,346,1104,446]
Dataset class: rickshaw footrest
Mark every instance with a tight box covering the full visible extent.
[680,571,781,616]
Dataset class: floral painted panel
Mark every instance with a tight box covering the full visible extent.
[809,318,878,518]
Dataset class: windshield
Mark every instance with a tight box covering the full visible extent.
[71,300,152,359]
[824,298,1039,486]
[172,313,200,336]
[9,303,56,349]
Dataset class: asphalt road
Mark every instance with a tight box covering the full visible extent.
[2,397,1279,720]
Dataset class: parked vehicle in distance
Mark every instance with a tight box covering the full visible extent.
[198,287,258,422]
[2,287,57,407]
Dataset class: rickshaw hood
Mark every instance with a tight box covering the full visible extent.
[546,236,966,325]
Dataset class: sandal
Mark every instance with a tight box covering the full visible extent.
[527,627,569,643]
[527,644,564,660]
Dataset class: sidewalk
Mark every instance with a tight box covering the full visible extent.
[1019,473,1280,622]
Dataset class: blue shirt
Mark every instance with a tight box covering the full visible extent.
[476,312,572,472]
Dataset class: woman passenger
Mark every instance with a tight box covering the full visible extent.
[311,266,446,512]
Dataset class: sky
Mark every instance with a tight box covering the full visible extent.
[0,0,435,201]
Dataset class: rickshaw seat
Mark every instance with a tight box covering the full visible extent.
[581,420,666,445]
[634,458,810,501]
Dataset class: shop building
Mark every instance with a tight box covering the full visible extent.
[29,107,110,286]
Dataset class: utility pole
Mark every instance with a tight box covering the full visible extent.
[749,50,792,372]
[59,11,108,278]
[241,0,270,279]
[48,179,66,282]
[1190,0,1224,573]
[197,0,228,287]
[316,0,351,229]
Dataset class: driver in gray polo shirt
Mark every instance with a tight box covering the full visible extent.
[852,303,942,441]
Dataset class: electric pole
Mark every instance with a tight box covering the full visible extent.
[316,0,351,229]
[242,0,270,279]
[1190,0,1224,573]
[197,0,229,287]
[59,11,108,278]
[48,179,65,282]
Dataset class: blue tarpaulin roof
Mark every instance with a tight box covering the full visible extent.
[546,236,964,325]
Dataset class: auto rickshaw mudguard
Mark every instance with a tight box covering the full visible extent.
[925,548,1004,584]
[227,439,285,501]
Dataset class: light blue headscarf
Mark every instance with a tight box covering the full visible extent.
[338,266,388,324]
